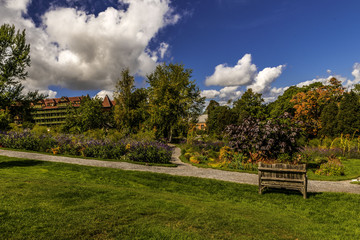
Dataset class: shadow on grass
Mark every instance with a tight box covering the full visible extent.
[0,160,44,169]
[261,188,322,198]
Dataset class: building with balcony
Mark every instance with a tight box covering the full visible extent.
[31,95,114,126]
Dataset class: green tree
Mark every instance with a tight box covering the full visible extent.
[233,88,265,123]
[0,109,11,130]
[0,23,46,125]
[206,105,237,136]
[319,102,339,137]
[267,86,302,118]
[147,63,205,142]
[290,78,344,138]
[336,91,360,135]
[113,69,149,133]
[127,87,149,131]
[205,100,220,115]
[63,96,108,132]
[114,68,134,131]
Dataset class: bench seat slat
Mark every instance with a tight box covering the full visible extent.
[260,177,305,183]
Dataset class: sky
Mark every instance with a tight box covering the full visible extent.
[1,0,360,105]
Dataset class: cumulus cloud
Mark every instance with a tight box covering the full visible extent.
[0,0,179,94]
[95,90,114,100]
[219,86,242,99]
[201,87,241,100]
[203,53,284,103]
[205,54,257,86]
[205,53,284,93]
[345,63,360,89]
[201,89,220,99]
[247,65,284,93]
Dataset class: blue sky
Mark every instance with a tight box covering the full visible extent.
[1,0,360,104]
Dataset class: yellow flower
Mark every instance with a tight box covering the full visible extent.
[126,143,131,150]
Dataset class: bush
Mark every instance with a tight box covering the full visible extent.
[315,157,345,176]
[0,131,171,164]
[127,141,172,164]
[225,114,303,162]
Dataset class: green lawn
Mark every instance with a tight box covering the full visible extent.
[307,158,360,181]
[0,156,359,239]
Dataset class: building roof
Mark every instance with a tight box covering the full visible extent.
[32,95,115,110]
[102,95,113,108]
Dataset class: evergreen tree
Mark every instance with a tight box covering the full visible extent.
[319,102,339,137]
[336,91,360,135]
[114,68,135,132]
[206,105,237,136]
[232,88,265,123]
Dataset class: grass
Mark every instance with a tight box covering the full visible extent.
[0,147,177,167]
[1,156,360,239]
[306,158,360,181]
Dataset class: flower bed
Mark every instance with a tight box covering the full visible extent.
[0,131,172,164]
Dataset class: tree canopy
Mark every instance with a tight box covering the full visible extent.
[232,88,265,123]
[0,23,46,125]
[147,63,204,141]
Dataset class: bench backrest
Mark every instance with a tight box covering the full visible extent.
[258,162,306,181]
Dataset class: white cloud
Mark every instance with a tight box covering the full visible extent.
[219,86,242,99]
[95,90,114,100]
[201,87,242,100]
[5,0,29,12]
[345,63,360,89]
[205,54,257,86]
[205,53,284,95]
[248,65,284,93]
[42,90,57,98]
[201,89,220,99]
[0,0,179,93]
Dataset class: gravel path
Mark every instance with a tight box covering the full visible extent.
[1,147,359,194]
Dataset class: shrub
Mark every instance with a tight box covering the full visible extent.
[0,131,171,164]
[225,114,303,162]
[127,141,172,164]
[315,156,345,176]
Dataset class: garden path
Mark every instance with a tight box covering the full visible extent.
[0,147,359,194]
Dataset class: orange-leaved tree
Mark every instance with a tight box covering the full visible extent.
[290,77,344,138]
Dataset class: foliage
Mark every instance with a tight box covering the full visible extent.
[127,141,172,164]
[219,146,233,162]
[267,86,302,118]
[113,69,149,133]
[336,91,360,135]
[63,96,110,132]
[205,99,220,114]
[319,101,339,137]
[225,113,303,162]
[147,63,205,142]
[290,78,344,137]
[114,68,134,131]
[0,130,172,164]
[233,88,266,122]
[0,109,11,130]
[206,105,237,136]
[0,24,46,122]
[315,156,345,176]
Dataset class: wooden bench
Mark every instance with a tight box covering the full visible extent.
[258,162,308,199]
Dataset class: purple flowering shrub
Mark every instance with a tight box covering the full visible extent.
[0,131,172,164]
[127,141,172,163]
[224,114,303,163]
